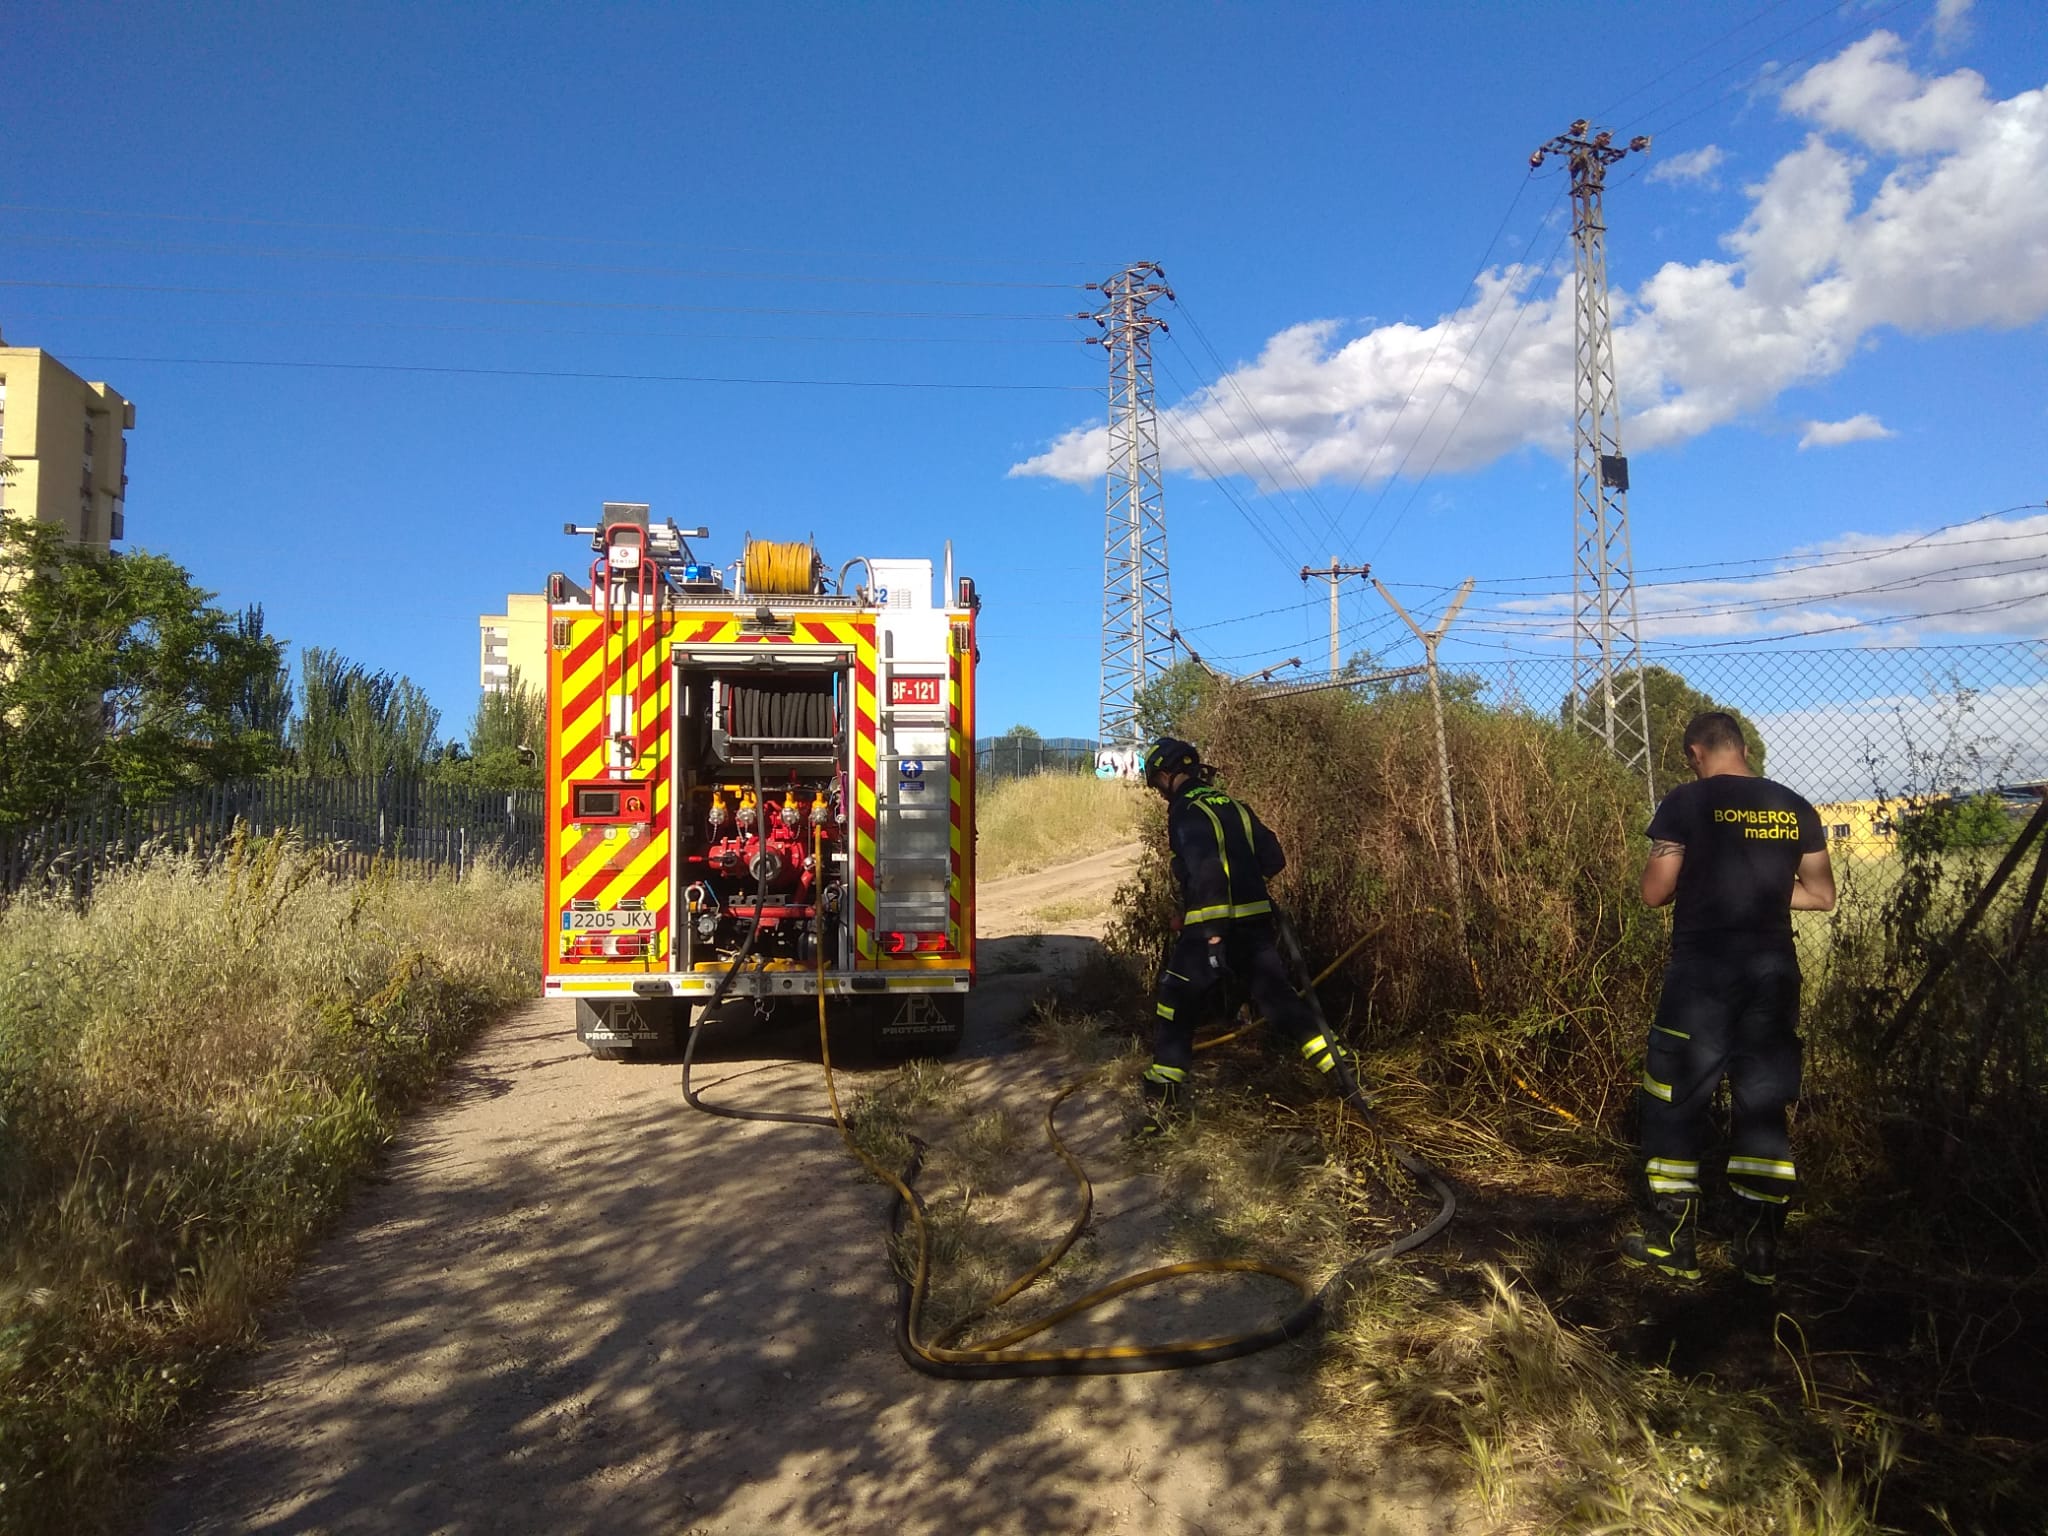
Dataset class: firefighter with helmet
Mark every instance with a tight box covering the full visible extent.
[1138,737,1373,1131]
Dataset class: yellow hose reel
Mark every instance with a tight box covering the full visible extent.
[743,539,821,597]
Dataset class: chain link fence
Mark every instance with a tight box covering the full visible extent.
[1453,640,2048,916]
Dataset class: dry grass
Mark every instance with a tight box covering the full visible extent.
[1106,687,1667,1128]
[975,772,1143,881]
[0,836,537,1535]
[1322,1264,1898,1535]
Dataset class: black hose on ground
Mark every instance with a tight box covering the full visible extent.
[681,745,838,1130]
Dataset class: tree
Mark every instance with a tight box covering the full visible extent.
[436,670,544,788]
[999,723,1041,742]
[0,518,288,825]
[290,646,441,777]
[1898,791,2017,855]
[1566,665,1767,790]
[1132,659,1219,740]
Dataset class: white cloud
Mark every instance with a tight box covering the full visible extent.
[1799,412,1896,448]
[1012,32,2048,497]
[1646,144,1725,186]
[1494,511,2048,645]
[1752,678,2048,801]
[1932,0,1976,56]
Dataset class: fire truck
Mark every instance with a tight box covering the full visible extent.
[543,504,977,1059]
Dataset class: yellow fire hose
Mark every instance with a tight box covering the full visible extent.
[676,823,1452,1377]
[801,866,1457,1379]
[743,538,819,596]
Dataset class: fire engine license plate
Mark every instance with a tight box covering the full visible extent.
[561,909,656,931]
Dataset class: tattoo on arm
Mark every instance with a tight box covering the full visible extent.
[1649,839,1685,858]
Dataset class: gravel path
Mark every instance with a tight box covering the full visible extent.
[141,855,1466,1536]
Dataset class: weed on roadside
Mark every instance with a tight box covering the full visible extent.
[0,841,536,1536]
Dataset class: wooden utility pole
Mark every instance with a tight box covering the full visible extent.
[1373,576,1476,938]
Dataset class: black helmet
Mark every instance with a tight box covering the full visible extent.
[1142,736,1200,785]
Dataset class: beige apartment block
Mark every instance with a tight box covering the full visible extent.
[0,336,134,551]
[479,593,548,696]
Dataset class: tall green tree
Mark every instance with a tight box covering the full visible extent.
[1132,659,1219,740]
[290,646,441,777]
[1578,665,1767,789]
[0,518,288,825]
[436,669,544,788]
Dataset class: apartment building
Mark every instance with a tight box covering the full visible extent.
[0,335,134,551]
[479,593,548,696]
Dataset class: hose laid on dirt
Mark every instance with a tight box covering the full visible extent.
[825,914,1457,1379]
[678,832,1456,1376]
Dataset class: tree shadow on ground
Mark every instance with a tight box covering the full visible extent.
[138,996,1464,1536]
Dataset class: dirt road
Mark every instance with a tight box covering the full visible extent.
[142,852,1463,1536]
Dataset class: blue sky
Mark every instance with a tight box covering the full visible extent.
[6,0,2044,743]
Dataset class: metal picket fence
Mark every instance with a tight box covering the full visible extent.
[0,776,546,902]
[976,735,1102,782]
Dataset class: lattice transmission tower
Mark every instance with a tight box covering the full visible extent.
[1084,262,1177,747]
[1532,122,1657,800]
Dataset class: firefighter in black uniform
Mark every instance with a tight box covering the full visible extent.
[1626,711,1835,1286]
[1137,737,1372,1130]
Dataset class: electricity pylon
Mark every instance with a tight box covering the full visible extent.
[1085,262,1176,747]
[1532,122,1657,800]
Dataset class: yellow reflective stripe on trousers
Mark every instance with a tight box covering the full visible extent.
[1648,1154,1703,1191]
[1641,1070,1674,1103]
[1726,1156,1797,1180]
[1651,1024,1691,1040]
[1155,1003,1176,1020]
[1144,1063,1187,1084]
[1730,1184,1790,1204]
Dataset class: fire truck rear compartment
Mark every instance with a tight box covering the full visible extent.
[675,658,849,968]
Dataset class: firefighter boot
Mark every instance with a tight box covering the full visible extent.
[1128,1069,1188,1141]
[1325,1049,1380,1121]
[1733,1203,1786,1288]
[1620,1197,1703,1282]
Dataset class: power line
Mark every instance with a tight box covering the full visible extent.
[1376,509,2045,591]
[1161,510,2048,648]
[1,308,1088,347]
[1166,297,1343,545]
[1327,174,1549,537]
[1365,226,1574,561]
[1152,404,1301,578]
[0,201,1108,273]
[0,279,1082,323]
[1591,0,1806,119]
[0,232,1091,290]
[1343,188,1566,558]
[1626,0,1918,139]
[1424,553,2048,629]
[58,353,1102,392]
[1570,593,2048,651]
[1152,345,1328,567]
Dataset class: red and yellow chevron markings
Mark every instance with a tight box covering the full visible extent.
[550,604,675,970]
[849,622,881,962]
